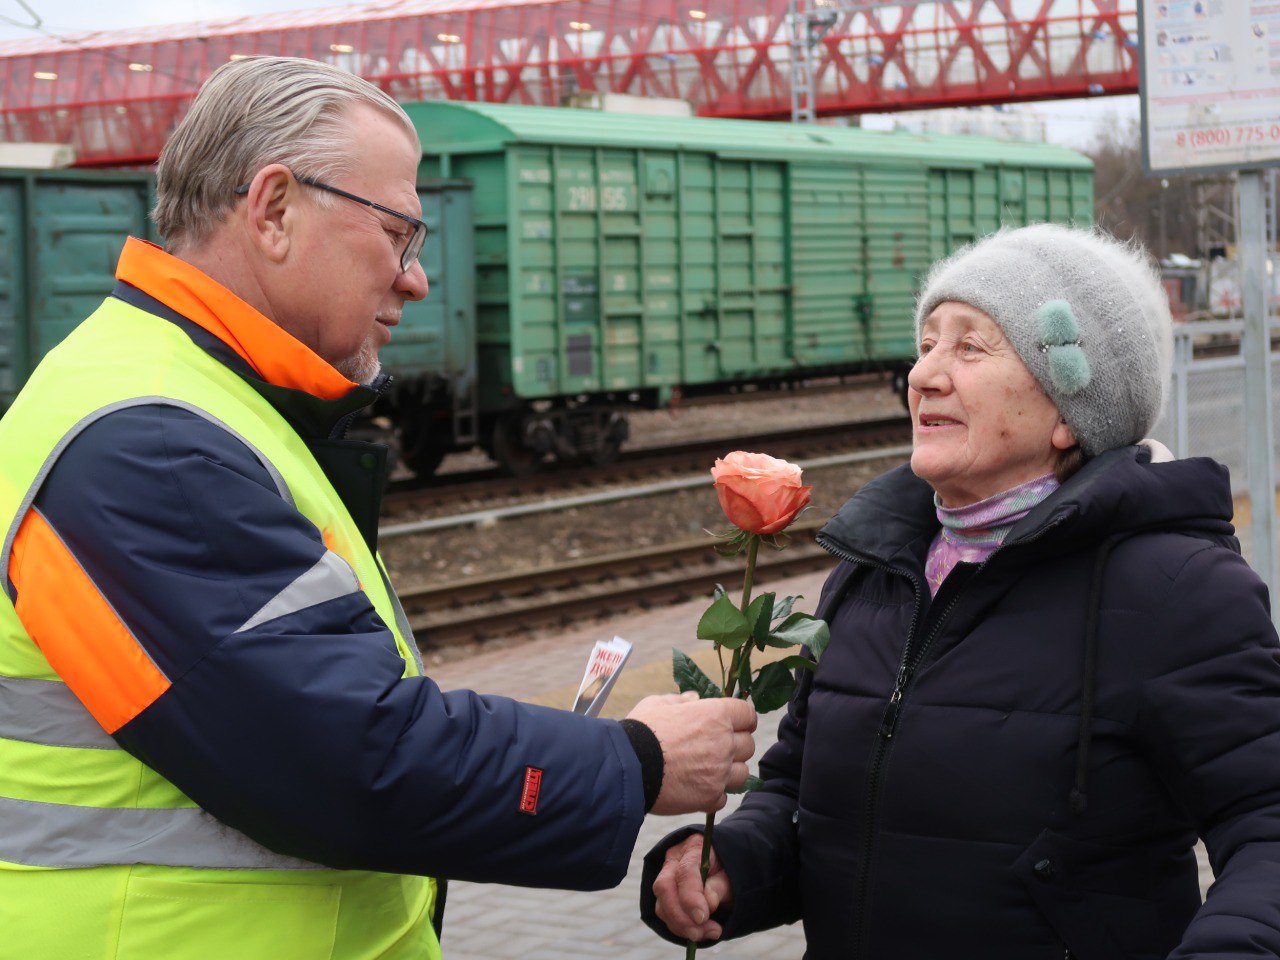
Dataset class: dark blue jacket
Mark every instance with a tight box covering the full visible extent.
[644,447,1280,960]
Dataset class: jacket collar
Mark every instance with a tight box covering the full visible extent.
[817,447,1238,570]
[115,237,359,402]
[115,238,383,439]
[814,463,937,576]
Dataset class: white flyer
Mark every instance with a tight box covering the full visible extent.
[571,636,633,717]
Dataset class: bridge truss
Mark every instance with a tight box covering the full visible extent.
[0,0,1138,166]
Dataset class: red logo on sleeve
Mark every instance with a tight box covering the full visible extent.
[519,766,543,815]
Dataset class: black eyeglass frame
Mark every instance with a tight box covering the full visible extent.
[233,175,427,273]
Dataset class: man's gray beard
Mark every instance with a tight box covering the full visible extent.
[335,340,382,385]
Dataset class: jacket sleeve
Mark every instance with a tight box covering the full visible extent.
[639,567,856,943]
[16,404,645,889]
[1135,543,1280,958]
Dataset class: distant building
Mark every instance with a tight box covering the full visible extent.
[563,92,694,116]
[881,107,1048,142]
[0,143,75,168]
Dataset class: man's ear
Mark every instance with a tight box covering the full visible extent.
[240,164,295,264]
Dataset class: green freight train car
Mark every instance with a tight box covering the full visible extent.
[0,103,1093,475]
[396,101,1090,474]
[0,171,159,408]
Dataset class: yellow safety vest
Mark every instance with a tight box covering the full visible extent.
[0,296,440,960]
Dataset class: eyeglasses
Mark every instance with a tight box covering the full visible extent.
[233,175,427,273]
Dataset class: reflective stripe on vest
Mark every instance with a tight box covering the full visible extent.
[0,671,340,870]
[0,674,117,750]
[0,795,324,870]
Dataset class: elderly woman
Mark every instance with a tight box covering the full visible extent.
[640,224,1280,959]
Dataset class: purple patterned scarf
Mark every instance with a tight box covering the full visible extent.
[924,473,1060,597]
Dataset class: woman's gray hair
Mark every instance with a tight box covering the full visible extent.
[153,56,420,250]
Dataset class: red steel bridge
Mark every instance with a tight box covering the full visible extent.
[0,0,1138,166]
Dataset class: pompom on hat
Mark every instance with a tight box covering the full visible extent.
[913,223,1174,458]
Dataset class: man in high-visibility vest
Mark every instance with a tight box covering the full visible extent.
[0,56,756,960]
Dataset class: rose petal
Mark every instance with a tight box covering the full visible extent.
[754,485,812,534]
[715,481,769,534]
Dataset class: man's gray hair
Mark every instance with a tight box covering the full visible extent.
[153,55,420,250]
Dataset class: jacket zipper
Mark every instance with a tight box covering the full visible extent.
[816,538,922,960]
[332,375,393,440]
[818,517,1066,960]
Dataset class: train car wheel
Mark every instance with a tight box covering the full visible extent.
[893,365,912,411]
[396,412,450,477]
[492,414,543,478]
[585,434,623,468]
[582,410,629,467]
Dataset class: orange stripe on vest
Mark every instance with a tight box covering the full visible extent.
[10,510,170,734]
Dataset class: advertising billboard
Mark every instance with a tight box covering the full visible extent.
[1140,0,1280,173]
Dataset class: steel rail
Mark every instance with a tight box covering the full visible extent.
[381,443,912,538]
[382,414,911,520]
[403,520,834,647]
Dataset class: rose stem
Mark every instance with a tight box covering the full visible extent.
[688,534,761,958]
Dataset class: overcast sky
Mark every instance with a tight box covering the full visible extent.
[0,0,1139,151]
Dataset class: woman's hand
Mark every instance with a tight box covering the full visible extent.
[652,833,734,942]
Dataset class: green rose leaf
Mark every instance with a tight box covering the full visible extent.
[697,594,751,649]
[770,612,829,655]
[761,611,805,648]
[780,653,818,673]
[761,633,800,649]
[726,775,763,795]
[771,594,799,623]
[745,592,775,646]
[672,648,723,699]
[750,661,797,713]
[807,619,831,662]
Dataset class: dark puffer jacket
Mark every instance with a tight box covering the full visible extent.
[642,446,1280,960]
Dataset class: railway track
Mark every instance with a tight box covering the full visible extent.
[401,520,833,648]
[384,414,911,518]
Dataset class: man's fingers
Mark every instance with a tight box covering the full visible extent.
[637,694,760,815]
[722,697,758,732]
[726,761,750,790]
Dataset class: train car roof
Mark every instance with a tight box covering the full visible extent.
[404,100,1093,169]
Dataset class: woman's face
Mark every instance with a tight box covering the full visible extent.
[909,301,1077,507]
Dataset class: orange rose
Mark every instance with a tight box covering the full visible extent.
[711,451,812,535]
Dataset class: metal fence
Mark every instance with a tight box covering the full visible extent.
[1151,320,1279,567]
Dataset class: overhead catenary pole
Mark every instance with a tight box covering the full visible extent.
[1239,169,1279,616]
[789,0,842,124]
[789,0,815,124]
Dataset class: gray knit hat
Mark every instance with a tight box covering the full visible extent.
[914,223,1173,458]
